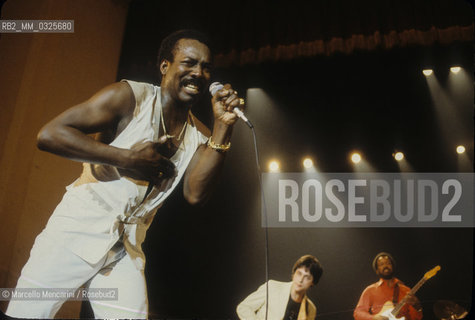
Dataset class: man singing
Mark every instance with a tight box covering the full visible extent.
[354,252,423,320]
[6,29,242,319]
[236,255,323,320]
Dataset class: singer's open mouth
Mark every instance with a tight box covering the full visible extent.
[182,79,202,95]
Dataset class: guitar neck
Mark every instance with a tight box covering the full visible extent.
[391,277,426,316]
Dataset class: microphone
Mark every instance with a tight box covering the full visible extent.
[209,82,253,128]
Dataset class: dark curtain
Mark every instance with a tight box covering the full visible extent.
[211,0,473,66]
[119,0,473,79]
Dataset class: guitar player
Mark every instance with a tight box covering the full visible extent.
[354,252,423,320]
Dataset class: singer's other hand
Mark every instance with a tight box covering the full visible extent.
[117,135,177,184]
[211,83,243,126]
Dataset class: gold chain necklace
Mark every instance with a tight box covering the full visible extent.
[160,106,188,141]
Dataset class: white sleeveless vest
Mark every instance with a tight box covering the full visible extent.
[43,80,207,268]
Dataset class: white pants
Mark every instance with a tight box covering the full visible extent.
[6,231,148,319]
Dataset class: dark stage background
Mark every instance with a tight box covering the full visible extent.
[1,0,471,319]
[112,0,474,319]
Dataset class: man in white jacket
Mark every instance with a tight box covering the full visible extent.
[237,255,323,320]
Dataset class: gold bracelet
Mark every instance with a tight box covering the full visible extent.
[207,136,231,153]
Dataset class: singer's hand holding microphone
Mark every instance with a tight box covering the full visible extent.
[209,82,253,128]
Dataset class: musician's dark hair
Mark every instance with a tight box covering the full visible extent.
[157,29,212,81]
[291,254,323,285]
[372,252,396,273]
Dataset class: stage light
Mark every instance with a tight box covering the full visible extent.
[268,160,280,172]
[351,152,361,164]
[422,69,433,76]
[303,158,313,169]
[450,66,461,74]
[456,145,466,154]
[393,152,404,161]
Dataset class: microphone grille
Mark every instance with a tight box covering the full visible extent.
[209,82,223,96]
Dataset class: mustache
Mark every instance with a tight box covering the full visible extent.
[181,78,203,88]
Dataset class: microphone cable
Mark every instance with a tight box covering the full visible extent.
[248,125,271,320]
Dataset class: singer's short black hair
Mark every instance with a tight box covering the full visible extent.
[157,29,213,80]
[291,255,323,285]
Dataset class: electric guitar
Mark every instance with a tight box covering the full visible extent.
[376,265,441,320]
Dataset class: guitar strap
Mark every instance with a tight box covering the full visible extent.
[392,282,400,305]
